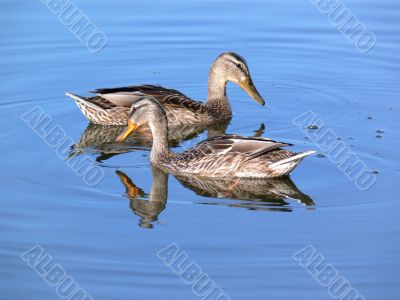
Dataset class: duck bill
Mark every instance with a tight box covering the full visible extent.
[240,78,265,106]
[116,120,139,142]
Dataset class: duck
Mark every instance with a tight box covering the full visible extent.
[116,97,315,178]
[65,52,265,126]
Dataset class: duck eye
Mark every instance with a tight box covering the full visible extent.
[235,63,245,71]
[129,106,137,116]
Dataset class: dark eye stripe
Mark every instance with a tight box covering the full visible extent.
[226,59,244,71]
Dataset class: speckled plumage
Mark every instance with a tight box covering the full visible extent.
[159,135,311,178]
[66,52,265,126]
[118,97,315,178]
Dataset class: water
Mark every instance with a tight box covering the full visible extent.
[1,0,399,299]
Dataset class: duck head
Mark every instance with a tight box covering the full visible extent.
[210,52,265,106]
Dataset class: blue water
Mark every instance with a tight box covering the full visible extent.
[1,0,399,299]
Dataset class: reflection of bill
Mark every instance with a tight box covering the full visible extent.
[116,167,315,229]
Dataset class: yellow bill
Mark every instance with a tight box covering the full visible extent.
[240,77,265,106]
[116,120,140,142]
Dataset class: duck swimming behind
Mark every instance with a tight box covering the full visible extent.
[116,97,315,178]
[66,52,265,126]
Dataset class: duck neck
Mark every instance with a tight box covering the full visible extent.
[150,166,168,203]
[149,117,170,163]
[206,66,231,117]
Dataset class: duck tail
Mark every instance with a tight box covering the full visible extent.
[65,92,103,111]
[269,150,315,169]
[65,92,81,101]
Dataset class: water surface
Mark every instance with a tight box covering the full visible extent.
[1,0,399,299]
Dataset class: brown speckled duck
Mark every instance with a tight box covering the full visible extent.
[116,97,315,178]
[65,52,265,126]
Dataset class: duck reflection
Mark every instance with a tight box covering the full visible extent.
[116,167,168,229]
[70,120,231,162]
[116,168,314,228]
[176,175,314,212]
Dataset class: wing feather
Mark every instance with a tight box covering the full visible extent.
[190,134,292,160]
[90,85,203,112]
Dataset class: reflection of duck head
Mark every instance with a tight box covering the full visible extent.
[69,120,231,162]
[116,167,168,229]
[175,175,315,212]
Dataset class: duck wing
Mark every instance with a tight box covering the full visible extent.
[193,134,292,160]
[90,84,203,111]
